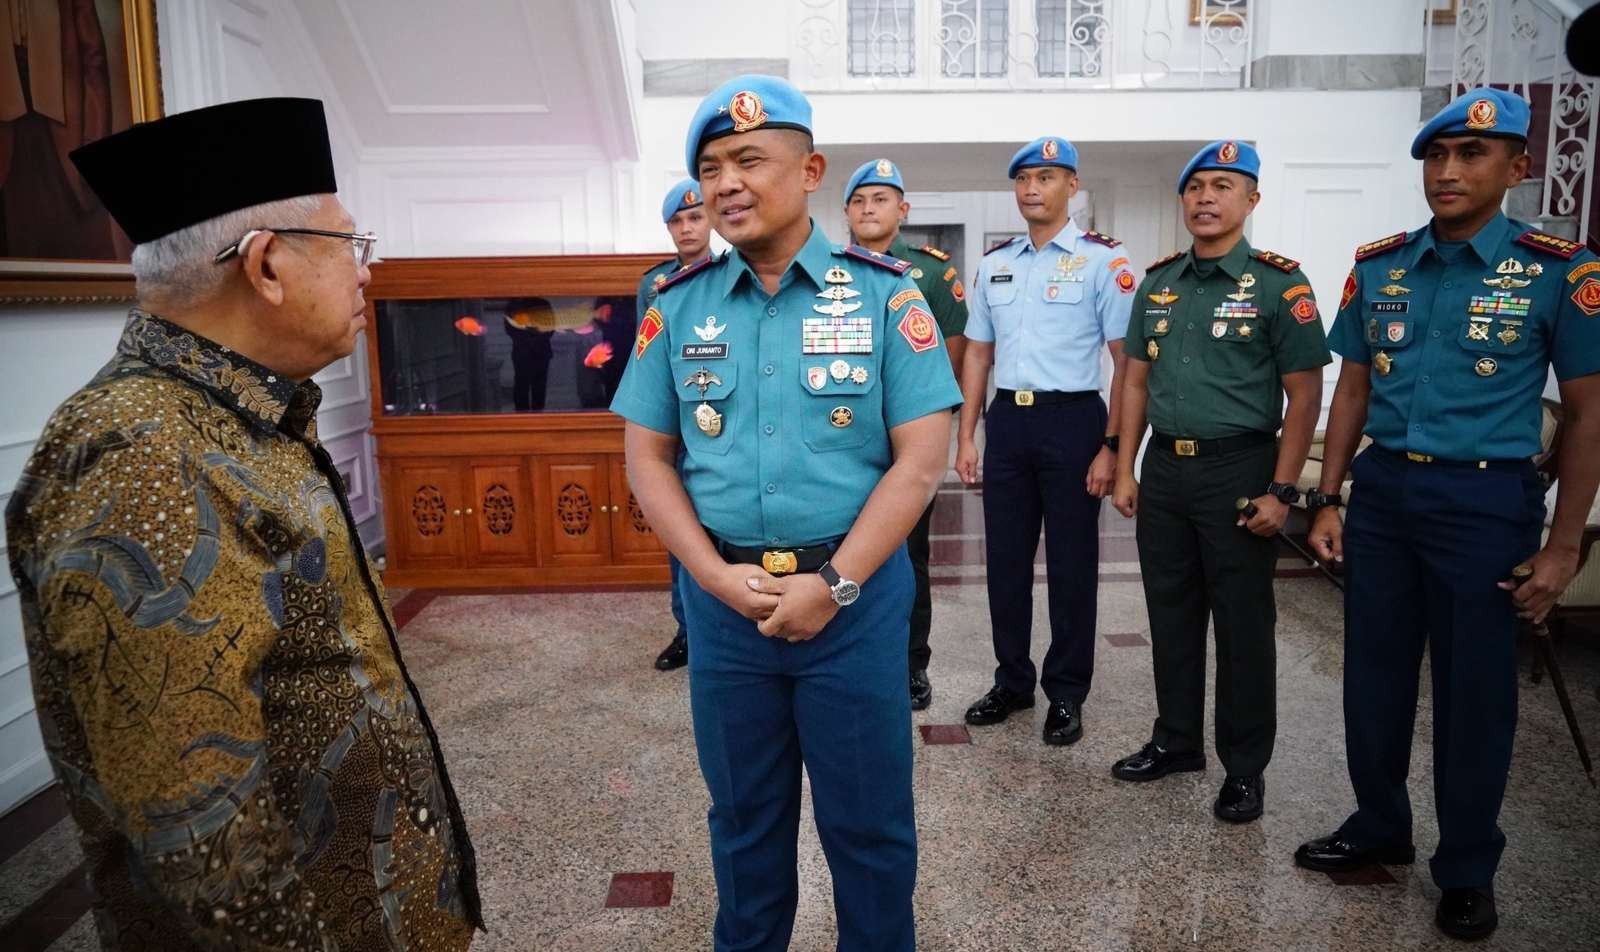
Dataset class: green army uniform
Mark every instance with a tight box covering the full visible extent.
[886,236,968,341]
[1125,237,1331,776]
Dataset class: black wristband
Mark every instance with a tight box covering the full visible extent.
[1267,481,1302,505]
[1103,434,1120,452]
[1305,489,1344,511]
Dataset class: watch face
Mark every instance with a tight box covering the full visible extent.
[833,580,861,606]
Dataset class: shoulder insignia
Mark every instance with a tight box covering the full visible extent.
[1353,231,1409,261]
[657,252,723,293]
[641,257,677,276]
[1082,231,1121,248]
[984,236,1020,256]
[1147,250,1184,271]
[843,244,911,274]
[1252,249,1300,273]
[1515,229,1585,260]
[921,244,951,262]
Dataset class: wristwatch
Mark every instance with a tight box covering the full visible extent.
[1103,434,1120,452]
[818,561,861,607]
[1305,488,1345,511]
[1266,481,1302,505]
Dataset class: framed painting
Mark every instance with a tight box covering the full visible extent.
[0,0,160,305]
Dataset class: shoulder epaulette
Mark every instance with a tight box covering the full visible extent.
[1083,231,1121,248]
[984,236,1019,256]
[1353,231,1409,261]
[657,252,723,292]
[1515,229,1585,260]
[920,245,951,262]
[843,244,911,274]
[1252,249,1300,273]
[1147,250,1184,271]
[641,257,677,276]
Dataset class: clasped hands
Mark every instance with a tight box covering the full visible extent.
[708,562,839,643]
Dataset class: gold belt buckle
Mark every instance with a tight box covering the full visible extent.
[1405,451,1433,463]
[1174,439,1198,457]
[1014,389,1035,406]
[761,550,798,576]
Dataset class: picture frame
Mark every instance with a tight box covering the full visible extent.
[1188,1,1248,27]
[0,0,162,306]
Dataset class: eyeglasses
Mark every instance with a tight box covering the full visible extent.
[214,228,379,268]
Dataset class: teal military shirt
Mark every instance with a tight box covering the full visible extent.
[1328,212,1600,460]
[1127,238,1332,439]
[610,221,963,548]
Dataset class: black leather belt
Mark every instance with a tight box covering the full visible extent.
[995,388,1098,407]
[712,534,837,576]
[1152,430,1275,458]
[1375,446,1529,472]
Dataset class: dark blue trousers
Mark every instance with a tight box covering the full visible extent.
[981,395,1106,703]
[1338,447,1545,889]
[681,547,918,952]
[670,553,687,638]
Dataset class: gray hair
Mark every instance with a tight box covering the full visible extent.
[131,194,325,308]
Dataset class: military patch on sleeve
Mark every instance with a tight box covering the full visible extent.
[922,245,951,261]
[1573,277,1600,316]
[1515,230,1585,260]
[898,306,939,353]
[1083,231,1122,248]
[942,266,957,282]
[1340,268,1359,311]
[1252,249,1300,273]
[843,244,912,274]
[1116,270,1136,293]
[1569,261,1600,284]
[888,288,925,310]
[952,279,965,302]
[985,237,1020,256]
[1282,283,1312,300]
[1353,232,1408,261]
[1290,296,1319,324]
[657,253,723,292]
[636,307,665,358]
[1147,250,1184,271]
[1107,256,1130,271]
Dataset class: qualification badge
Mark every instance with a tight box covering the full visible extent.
[1374,351,1393,376]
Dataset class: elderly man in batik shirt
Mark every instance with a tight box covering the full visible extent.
[5,98,481,951]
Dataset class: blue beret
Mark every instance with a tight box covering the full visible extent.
[1410,87,1530,159]
[661,179,703,223]
[1177,140,1260,194]
[685,74,813,173]
[1007,136,1078,178]
[843,158,905,204]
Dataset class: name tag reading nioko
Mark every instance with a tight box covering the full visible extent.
[1371,301,1409,313]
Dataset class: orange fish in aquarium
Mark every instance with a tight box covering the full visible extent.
[583,342,614,368]
[454,316,485,336]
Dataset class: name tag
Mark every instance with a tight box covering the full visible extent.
[681,342,728,359]
[1371,301,1408,313]
[989,274,1013,283]
[1144,307,1171,317]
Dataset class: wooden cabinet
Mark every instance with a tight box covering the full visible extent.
[368,254,675,589]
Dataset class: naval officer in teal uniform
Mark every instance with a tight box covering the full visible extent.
[639,178,714,672]
[1295,87,1600,942]
[611,74,961,952]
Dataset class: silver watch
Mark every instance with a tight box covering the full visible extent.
[818,561,860,606]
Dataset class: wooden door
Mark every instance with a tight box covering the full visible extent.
[463,458,537,565]
[607,455,667,564]
[386,459,467,570]
[536,455,611,566]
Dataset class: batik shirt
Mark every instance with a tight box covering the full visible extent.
[5,311,482,951]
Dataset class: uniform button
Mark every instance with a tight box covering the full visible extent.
[771,536,780,544]
[1414,424,1423,431]
[764,424,775,435]
[1182,356,1191,364]
[1187,323,1195,330]
[766,482,776,493]
[1432,330,1441,338]
[767,306,778,316]
[1179,394,1186,400]
[1422,375,1431,383]
[1196,288,1206,295]
[1443,282,1452,289]
[764,364,775,375]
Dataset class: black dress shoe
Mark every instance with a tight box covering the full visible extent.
[1111,742,1206,782]
[964,685,1034,726]
[1293,831,1416,873]
[1042,699,1082,746]
[1213,774,1264,823]
[1436,886,1497,942]
[653,633,688,671]
[909,669,932,711]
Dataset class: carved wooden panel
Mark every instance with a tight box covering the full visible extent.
[484,484,515,534]
[413,485,447,536]
[465,460,535,565]
[539,457,609,565]
[608,455,665,563]
[386,460,464,568]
